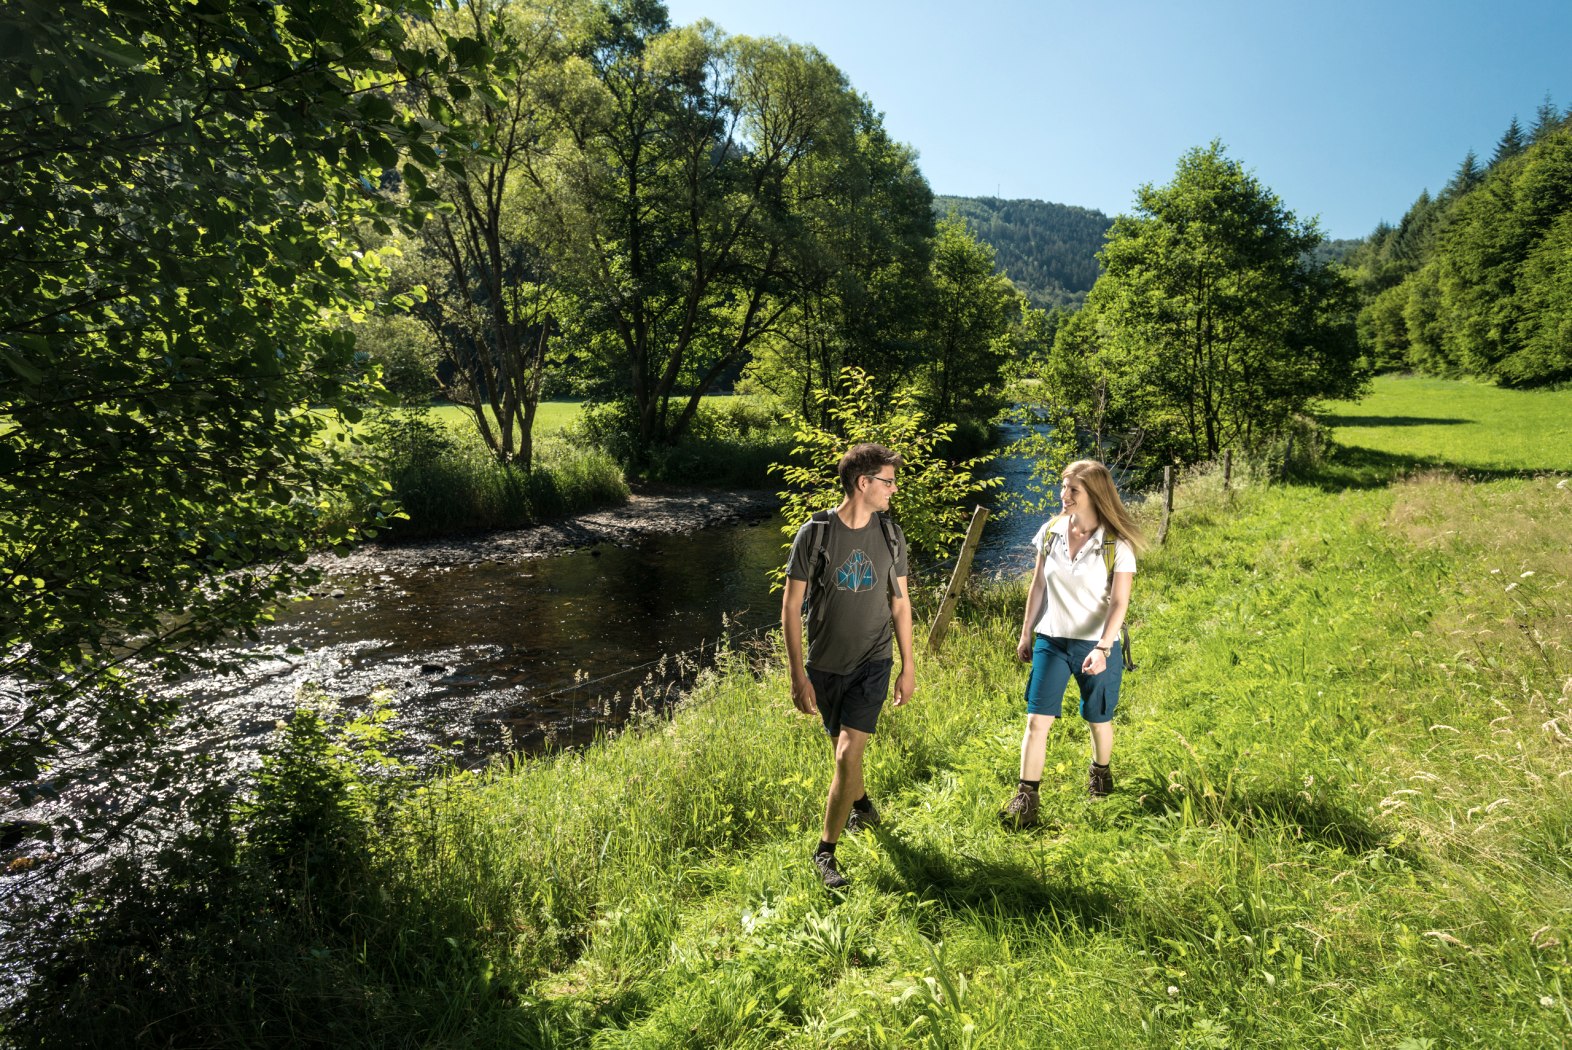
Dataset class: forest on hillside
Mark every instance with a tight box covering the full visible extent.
[933,195,1111,309]
[1344,97,1572,386]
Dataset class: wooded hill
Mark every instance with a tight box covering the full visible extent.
[1344,98,1572,386]
[934,195,1112,309]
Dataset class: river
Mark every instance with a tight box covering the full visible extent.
[175,433,1049,774]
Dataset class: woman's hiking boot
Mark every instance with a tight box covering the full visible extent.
[1088,761,1114,798]
[1001,785,1040,829]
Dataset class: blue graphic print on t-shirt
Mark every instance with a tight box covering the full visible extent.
[836,549,876,592]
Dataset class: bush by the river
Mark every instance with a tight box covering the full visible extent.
[368,410,629,538]
[570,395,793,488]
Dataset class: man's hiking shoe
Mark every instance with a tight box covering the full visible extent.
[846,800,881,833]
[814,850,848,889]
[1001,786,1040,829]
[1088,762,1114,799]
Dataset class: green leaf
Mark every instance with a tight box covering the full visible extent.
[368,135,399,169]
[1,347,44,383]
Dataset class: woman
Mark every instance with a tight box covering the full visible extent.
[1003,459,1146,827]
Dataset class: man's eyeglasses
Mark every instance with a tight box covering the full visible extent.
[864,474,896,487]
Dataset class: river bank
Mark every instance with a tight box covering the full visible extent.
[316,483,781,575]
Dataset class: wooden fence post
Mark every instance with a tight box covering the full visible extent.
[1223,450,1232,491]
[926,505,989,652]
[1157,466,1174,545]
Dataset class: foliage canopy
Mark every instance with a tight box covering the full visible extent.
[1345,105,1572,386]
[0,0,474,837]
[1017,142,1363,477]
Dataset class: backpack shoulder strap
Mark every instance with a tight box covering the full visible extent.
[876,511,904,598]
[805,510,834,604]
[1042,513,1066,556]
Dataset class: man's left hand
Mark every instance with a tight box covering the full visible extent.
[892,665,915,707]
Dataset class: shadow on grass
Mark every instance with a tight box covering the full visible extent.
[1324,414,1471,428]
[869,827,1119,931]
[1130,776,1414,862]
[1295,444,1545,491]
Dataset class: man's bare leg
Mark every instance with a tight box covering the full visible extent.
[821,727,870,845]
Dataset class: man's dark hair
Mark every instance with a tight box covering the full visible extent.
[837,443,903,495]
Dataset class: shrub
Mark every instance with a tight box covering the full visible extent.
[6,698,429,1048]
[365,409,628,537]
[770,367,1000,585]
[569,395,794,488]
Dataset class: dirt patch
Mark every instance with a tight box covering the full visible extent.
[315,485,781,575]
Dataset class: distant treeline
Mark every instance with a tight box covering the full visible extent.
[1345,98,1572,386]
[933,195,1112,309]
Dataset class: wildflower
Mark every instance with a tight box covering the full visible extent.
[1167,986,1179,997]
[1541,995,1555,1008]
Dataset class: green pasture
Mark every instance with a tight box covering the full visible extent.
[427,400,585,437]
[316,400,586,442]
[16,382,1572,1048]
[1321,374,1572,475]
[354,469,1564,1048]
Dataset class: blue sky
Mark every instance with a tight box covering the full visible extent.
[662,0,1572,240]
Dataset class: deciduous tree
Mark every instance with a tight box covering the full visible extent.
[918,215,1023,427]
[0,0,473,844]
[1029,142,1364,469]
[398,0,589,467]
[741,103,935,425]
[520,17,863,454]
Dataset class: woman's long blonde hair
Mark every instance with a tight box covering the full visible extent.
[1063,459,1147,554]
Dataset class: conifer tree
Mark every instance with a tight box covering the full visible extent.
[1492,117,1527,166]
[1445,150,1483,198]
[1532,93,1562,143]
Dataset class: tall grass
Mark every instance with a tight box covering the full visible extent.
[13,456,1570,1047]
[367,411,629,539]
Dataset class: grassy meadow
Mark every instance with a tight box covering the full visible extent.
[364,460,1570,1047]
[1320,374,1572,475]
[427,400,586,439]
[12,378,1572,1048]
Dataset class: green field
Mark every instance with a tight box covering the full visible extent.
[1321,374,1572,474]
[428,400,585,437]
[358,470,1565,1048]
[20,382,1572,1047]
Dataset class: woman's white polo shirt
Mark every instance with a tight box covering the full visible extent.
[1030,517,1137,641]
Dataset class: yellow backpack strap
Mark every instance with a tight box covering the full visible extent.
[1043,513,1066,556]
[1103,534,1137,672]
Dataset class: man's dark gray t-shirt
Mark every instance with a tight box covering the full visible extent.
[786,510,909,675]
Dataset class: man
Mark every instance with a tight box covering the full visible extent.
[781,443,915,889]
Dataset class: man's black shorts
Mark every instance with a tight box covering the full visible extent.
[807,658,892,737]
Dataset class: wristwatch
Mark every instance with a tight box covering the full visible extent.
[1095,644,1111,656]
